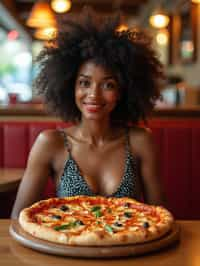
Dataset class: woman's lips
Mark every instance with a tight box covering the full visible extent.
[83,103,104,112]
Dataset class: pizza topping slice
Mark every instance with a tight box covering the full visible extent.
[60,205,70,211]
[51,215,62,220]
[142,222,150,228]
[104,224,114,233]
[124,211,132,218]
[54,220,85,231]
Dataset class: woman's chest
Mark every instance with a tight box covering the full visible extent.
[54,141,128,195]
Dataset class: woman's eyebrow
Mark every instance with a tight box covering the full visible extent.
[79,74,91,78]
[79,74,115,80]
[102,76,115,80]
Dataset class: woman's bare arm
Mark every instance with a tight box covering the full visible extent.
[130,127,167,207]
[11,131,55,219]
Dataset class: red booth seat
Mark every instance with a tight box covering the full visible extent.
[0,119,200,219]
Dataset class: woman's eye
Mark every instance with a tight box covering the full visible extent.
[102,82,116,90]
[79,80,90,87]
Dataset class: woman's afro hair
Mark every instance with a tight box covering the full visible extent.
[34,7,165,124]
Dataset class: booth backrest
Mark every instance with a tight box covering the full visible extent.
[0,120,200,219]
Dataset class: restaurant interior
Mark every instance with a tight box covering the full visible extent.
[0,0,200,221]
[0,1,200,265]
[0,0,200,114]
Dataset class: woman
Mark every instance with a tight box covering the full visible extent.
[11,9,166,219]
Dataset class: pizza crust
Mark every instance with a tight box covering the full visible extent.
[68,226,172,246]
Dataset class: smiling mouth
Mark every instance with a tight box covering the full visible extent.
[83,102,105,112]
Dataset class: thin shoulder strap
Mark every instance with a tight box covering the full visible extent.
[59,129,71,153]
[125,127,131,157]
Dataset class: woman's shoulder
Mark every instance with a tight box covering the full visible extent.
[36,129,62,145]
[36,125,79,148]
[129,125,152,139]
[128,126,155,157]
[38,125,76,141]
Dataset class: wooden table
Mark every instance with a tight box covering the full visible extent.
[0,168,24,192]
[0,220,200,266]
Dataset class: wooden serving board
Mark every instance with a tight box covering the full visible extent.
[9,220,180,258]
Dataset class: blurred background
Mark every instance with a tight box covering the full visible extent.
[0,0,200,118]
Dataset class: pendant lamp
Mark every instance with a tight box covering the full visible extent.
[26,1,56,28]
[34,26,57,40]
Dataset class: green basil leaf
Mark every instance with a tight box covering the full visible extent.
[91,206,101,212]
[104,224,113,233]
[54,224,71,231]
[54,220,82,231]
[94,210,102,218]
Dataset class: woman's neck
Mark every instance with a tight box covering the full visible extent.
[77,118,116,147]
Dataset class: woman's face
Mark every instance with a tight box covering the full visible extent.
[75,61,120,121]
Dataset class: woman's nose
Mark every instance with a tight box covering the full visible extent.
[88,84,100,97]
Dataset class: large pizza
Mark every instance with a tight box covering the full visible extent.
[19,195,174,246]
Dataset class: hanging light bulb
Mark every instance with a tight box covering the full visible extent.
[26,1,56,28]
[156,30,168,45]
[149,8,170,29]
[191,0,200,3]
[51,0,71,13]
[34,27,57,41]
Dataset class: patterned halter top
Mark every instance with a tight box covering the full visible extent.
[56,129,140,199]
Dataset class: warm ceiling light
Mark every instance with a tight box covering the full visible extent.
[51,0,71,13]
[34,27,57,41]
[116,24,128,32]
[156,31,168,45]
[149,9,170,28]
[26,1,56,28]
[191,0,200,3]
